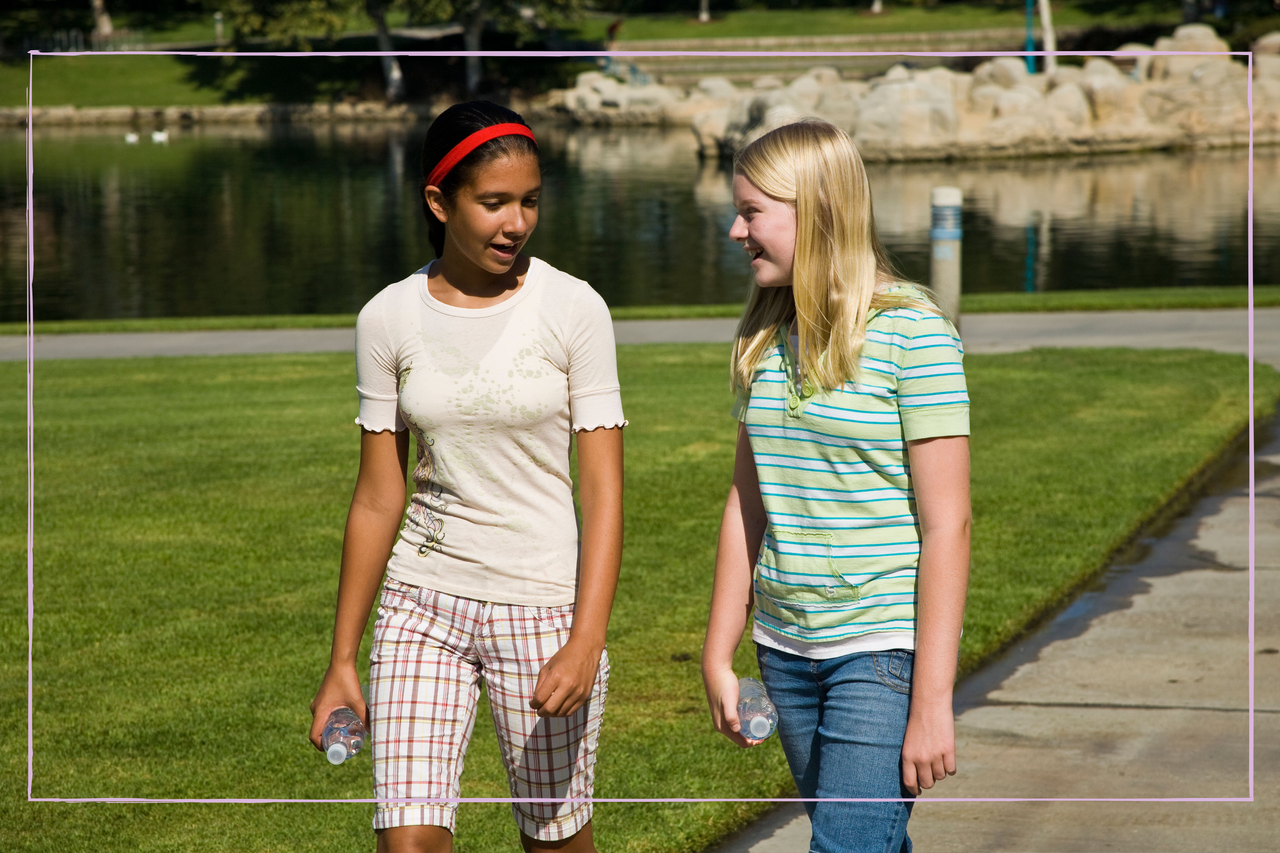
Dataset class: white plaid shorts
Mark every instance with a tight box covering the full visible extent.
[369,578,609,841]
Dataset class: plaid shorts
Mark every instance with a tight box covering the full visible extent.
[369,578,608,841]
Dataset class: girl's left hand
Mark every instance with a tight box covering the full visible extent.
[901,700,957,795]
[530,637,603,718]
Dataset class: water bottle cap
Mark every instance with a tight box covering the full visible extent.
[747,715,772,739]
[327,743,350,764]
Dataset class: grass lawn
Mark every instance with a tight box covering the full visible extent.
[1,345,1275,851]
[4,286,1278,335]
[582,1,1181,42]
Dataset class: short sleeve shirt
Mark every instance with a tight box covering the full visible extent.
[355,258,626,607]
[733,288,969,645]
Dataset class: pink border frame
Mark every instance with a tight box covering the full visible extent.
[23,46,1257,806]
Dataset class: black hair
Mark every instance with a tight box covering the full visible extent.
[419,101,540,259]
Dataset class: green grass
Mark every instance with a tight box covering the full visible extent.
[4,286,1277,335]
[576,1,1181,42]
[1,345,1275,851]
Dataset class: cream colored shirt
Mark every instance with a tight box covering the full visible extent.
[355,258,626,606]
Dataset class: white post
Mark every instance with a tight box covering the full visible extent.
[1038,0,1058,75]
[930,186,963,330]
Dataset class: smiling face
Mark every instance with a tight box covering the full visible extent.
[729,172,797,290]
[427,153,542,277]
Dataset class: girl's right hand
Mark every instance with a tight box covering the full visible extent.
[309,664,368,751]
[703,667,762,748]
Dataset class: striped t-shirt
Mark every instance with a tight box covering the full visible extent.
[733,288,969,650]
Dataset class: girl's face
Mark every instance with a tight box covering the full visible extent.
[430,153,541,275]
[729,173,796,290]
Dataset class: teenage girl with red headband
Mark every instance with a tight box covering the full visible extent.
[309,101,626,853]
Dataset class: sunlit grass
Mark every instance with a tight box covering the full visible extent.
[1,344,1274,851]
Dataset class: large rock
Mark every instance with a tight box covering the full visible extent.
[1044,82,1092,133]
[1046,65,1084,91]
[697,77,739,100]
[1150,23,1231,81]
[1252,30,1280,54]
[995,85,1043,118]
[968,84,1004,117]
[1079,62,1136,124]
[972,57,1031,90]
[855,76,957,153]
[1255,55,1280,81]
[814,84,862,134]
[691,107,731,157]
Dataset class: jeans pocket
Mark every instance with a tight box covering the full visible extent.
[871,650,914,695]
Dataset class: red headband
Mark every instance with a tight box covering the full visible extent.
[426,123,537,188]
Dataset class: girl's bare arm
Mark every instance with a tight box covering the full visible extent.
[530,426,624,718]
[702,423,768,748]
[309,428,410,748]
[900,434,971,794]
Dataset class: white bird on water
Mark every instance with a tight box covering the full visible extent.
[151,130,169,144]
[124,132,139,144]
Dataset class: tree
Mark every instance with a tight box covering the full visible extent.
[402,0,587,95]
[365,0,405,102]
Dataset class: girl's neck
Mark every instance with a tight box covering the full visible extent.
[428,252,531,309]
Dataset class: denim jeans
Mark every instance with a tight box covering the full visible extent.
[757,644,915,853]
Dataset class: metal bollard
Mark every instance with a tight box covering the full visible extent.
[930,186,963,332]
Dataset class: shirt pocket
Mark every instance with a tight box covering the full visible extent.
[754,528,862,614]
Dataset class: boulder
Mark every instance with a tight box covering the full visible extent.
[697,77,739,100]
[972,57,1030,90]
[752,76,785,90]
[1045,81,1092,132]
[1150,23,1231,81]
[1114,43,1155,81]
[804,66,843,86]
[691,107,731,157]
[1259,55,1280,81]
[856,77,957,150]
[1082,57,1126,81]
[785,74,824,110]
[1252,30,1280,54]
[814,85,862,134]
[881,64,911,83]
[1080,71,1133,124]
[1046,65,1084,91]
[995,85,1042,118]
[968,84,1004,117]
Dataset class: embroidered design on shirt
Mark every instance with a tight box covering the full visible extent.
[407,430,447,556]
[398,368,447,557]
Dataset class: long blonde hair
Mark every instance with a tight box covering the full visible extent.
[731,120,941,392]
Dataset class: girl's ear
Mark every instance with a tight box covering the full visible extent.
[424,185,449,223]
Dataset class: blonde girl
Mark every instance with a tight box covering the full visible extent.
[310,101,625,853]
[701,120,970,853]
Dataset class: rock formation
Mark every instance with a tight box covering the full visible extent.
[538,24,1279,162]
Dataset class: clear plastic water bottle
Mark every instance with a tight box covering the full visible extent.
[322,707,367,765]
[737,676,778,741]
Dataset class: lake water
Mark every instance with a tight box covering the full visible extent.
[1,124,1276,323]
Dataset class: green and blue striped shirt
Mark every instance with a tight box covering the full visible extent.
[734,287,970,647]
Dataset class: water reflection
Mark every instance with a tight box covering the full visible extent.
[1,124,1273,323]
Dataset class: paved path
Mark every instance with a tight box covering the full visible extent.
[4,308,1279,363]
[7,308,1278,851]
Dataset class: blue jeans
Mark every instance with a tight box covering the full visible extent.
[757,645,915,853]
